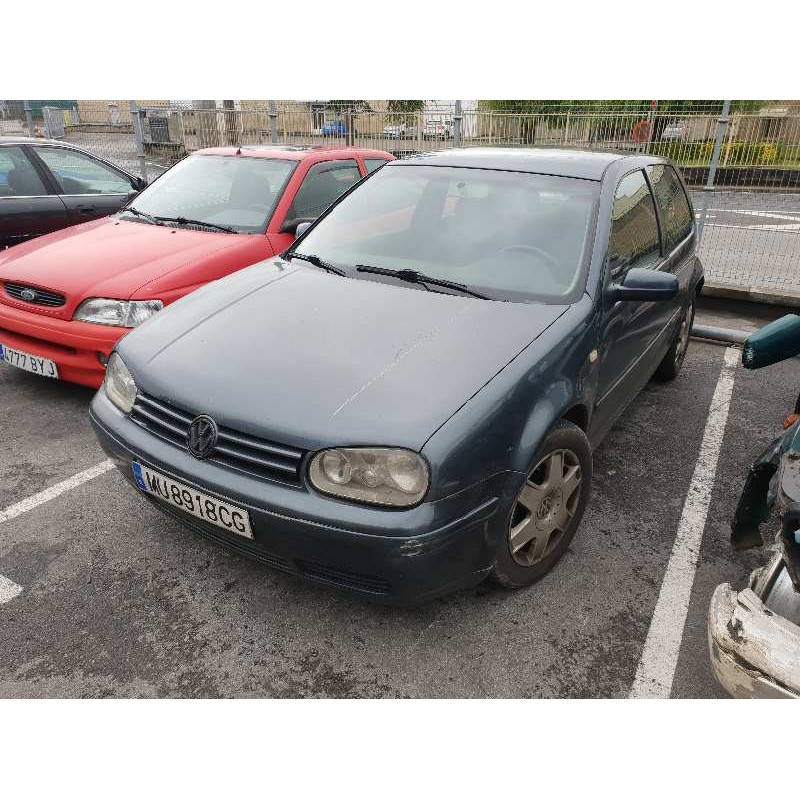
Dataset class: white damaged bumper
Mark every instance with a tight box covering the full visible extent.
[708,571,800,699]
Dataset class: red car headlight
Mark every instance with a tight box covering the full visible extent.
[74,298,163,328]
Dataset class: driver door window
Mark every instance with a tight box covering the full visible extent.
[286,159,361,222]
[33,146,137,225]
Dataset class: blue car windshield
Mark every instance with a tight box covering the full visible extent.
[294,164,599,302]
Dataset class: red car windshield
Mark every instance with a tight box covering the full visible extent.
[124,155,296,233]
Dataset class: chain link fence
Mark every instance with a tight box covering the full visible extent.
[2,100,799,299]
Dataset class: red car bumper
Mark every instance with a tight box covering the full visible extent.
[0,303,124,388]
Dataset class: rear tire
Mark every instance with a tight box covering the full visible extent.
[653,296,695,382]
[491,420,592,589]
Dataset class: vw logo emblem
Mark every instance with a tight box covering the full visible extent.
[20,288,37,302]
[187,415,218,459]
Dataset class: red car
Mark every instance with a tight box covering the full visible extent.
[0,145,394,388]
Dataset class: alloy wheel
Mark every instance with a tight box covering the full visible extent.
[508,448,583,567]
[675,302,693,364]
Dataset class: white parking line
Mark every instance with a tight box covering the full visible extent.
[0,574,23,604]
[630,346,739,699]
[0,460,114,525]
[704,223,800,232]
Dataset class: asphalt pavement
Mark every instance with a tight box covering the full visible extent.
[690,189,800,293]
[1,301,795,697]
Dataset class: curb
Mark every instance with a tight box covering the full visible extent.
[703,281,800,308]
[691,323,749,345]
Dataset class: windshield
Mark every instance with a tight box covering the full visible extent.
[123,155,296,233]
[293,164,599,302]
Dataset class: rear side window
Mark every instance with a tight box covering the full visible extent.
[364,158,388,174]
[649,164,693,252]
[608,169,660,272]
[287,159,361,221]
[0,146,47,197]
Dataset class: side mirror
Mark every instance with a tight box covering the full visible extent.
[607,268,679,302]
[132,176,147,191]
[279,218,314,236]
[742,314,800,370]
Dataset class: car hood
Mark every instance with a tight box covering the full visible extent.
[0,217,259,317]
[120,260,569,451]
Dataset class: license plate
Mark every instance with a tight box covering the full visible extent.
[0,343,58,379]
[132,462,253,539]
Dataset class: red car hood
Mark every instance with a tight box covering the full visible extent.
[0,217,269,319]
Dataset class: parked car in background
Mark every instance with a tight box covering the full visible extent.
[0,137,145,250]
[383,124,412,139]
[0,145,393,388]
[423,120,452,140]
[90,148,702,604]
[661,122,689,142]
[322,120,349,137]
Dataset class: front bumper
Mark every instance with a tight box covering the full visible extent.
[0,302,122,388]
[90,391,511,605]
[708,556,800,699]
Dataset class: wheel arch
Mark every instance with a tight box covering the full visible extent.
[561,403,590,432]
[421,299,599,502]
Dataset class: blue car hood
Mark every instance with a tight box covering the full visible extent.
[119,260,568,450]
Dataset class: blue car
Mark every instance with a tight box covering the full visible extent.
[90,148,703,604]
[321,119,348,137]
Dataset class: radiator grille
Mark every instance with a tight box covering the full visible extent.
[4,282,66,307]
[130,392,305,485]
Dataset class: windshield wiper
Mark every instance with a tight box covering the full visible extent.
[123,206,164,226]
[155,215,238,234]
[286,252,346,276]
[355,265,490,300]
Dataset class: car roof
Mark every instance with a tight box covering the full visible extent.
[389,147,667,180]
[0,136,80,147]
[194,145,394,162]
[0,136,134,174]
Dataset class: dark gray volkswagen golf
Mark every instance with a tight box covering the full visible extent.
[90,147,703,603]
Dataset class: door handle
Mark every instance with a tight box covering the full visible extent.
[77,206,96,214]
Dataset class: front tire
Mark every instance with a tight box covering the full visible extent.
[491,420,592,589]
[653,296,695,382]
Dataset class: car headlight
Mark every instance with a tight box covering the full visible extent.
[308,447,429,507]
[74,298,163,328]
[103,352,138,413]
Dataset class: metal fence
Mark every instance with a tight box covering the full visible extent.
[3,99,800,299]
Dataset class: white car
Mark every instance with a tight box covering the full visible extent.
[383,124,407,139]
[423,120,452,140]
[661,122,689,141]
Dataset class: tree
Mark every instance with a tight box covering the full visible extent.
[479,100,773,145]
[479,100,593,143]
[387,100,424,113]
[326,100,373,114]
[325,101,373,144]
[481,100,649,114]
[387,100,425,127]
[481,100,770,114]
[645,101,770,141]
